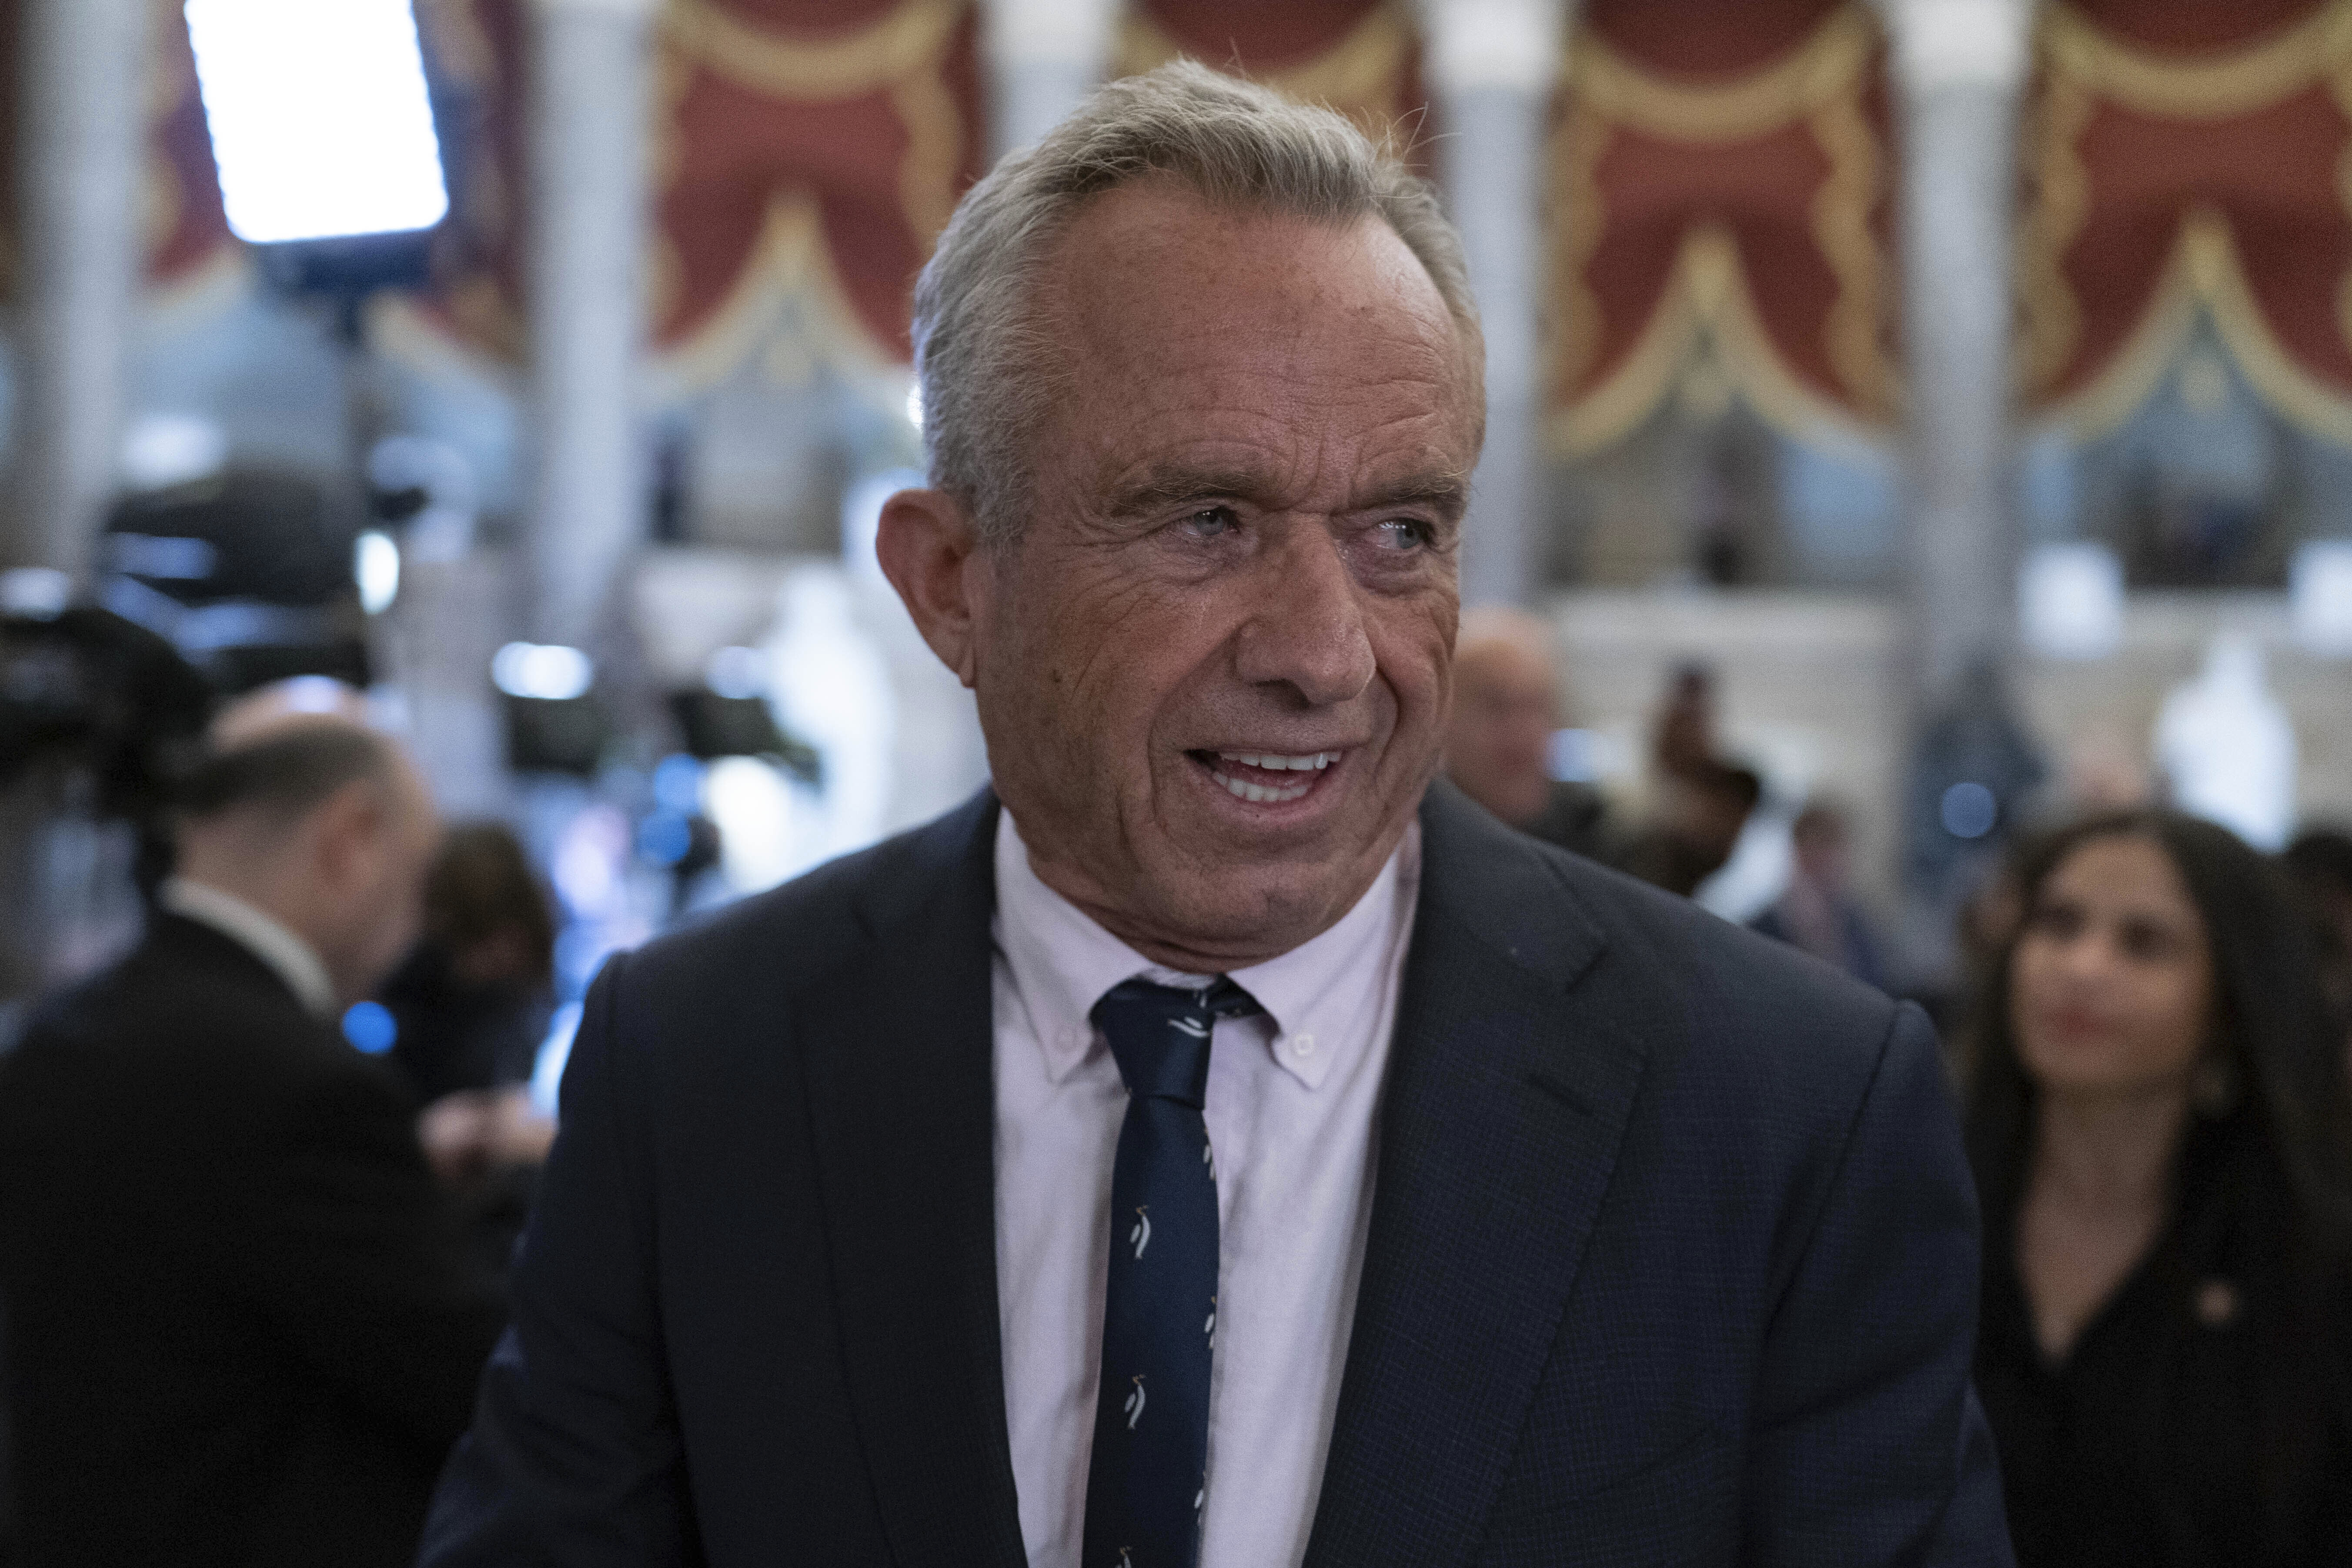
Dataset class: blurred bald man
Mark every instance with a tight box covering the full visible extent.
[1444,608,1610,859]
[0,706,504,1568]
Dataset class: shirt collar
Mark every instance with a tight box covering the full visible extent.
[991,809,1419,1092]
[1223,820,1418,1090]
[158,876,339,1020]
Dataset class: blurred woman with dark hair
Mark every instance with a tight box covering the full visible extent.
[384,822,556,1104]
[380,823,558,1280]
[1968,809,2352,1566]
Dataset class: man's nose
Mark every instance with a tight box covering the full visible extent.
[1232,524,1376,708]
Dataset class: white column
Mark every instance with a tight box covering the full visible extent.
[382,550,518,818]
[525,0,657,649]
[10,0,148,578]
[980,0,1119,162]
[1417,0,1571,608]
[1885,0,2032,705]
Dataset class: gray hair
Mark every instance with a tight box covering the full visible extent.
[912,60,1481,545]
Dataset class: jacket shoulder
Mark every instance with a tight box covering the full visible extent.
[1555,843,1898,1049]
[1423,782,1912,1107]
[0,926,414,1160]
[8,925,321,1074]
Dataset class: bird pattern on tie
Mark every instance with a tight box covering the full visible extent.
[1082,976,1261,1568]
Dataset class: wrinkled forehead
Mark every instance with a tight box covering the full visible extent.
[1042,184,1473,376]
[1024,185,1482,493]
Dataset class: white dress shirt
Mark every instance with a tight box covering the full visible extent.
[991,810,1420,1568]
[157,876,337,1020]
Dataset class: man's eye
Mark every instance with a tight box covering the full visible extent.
[1373,518,1432,551]
[1182,507,1238,538]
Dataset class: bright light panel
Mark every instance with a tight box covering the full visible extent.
[184,0,449,245]
[494,642,595,702]
[354,530,401,615]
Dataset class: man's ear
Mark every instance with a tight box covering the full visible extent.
[310,779,388,891]
[875,488,989,689]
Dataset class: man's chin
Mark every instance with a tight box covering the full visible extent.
[1131,840,1400,967]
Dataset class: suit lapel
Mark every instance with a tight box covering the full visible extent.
[1303,784,1650,1568]
[795,792,1029,1568]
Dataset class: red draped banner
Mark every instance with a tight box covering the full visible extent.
[1114,0,1430,167]
[2019,0,2352,442]
[23,0,2352,464]
[1545,0,1898,457]
[401,0,1423,378]
[414,0,984,376]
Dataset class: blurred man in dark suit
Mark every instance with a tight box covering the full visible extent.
[424,64,2006,1566]
[1443,608,1612,861]
[0,709,504,1568]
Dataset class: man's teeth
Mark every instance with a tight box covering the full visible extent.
[1205,751,1336,805]
[1216,752,1336,772]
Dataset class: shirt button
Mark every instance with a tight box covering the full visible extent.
[1289,1032,1316,1058]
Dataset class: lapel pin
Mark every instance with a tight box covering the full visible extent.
[2193,1277,2240,1328]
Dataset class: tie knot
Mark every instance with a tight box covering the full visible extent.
[1091,977,1259,1108]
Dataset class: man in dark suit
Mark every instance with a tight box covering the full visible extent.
[0,710,506,1566]
[424,64,2009,1565]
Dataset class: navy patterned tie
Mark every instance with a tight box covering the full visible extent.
[1082,976,1260,1568]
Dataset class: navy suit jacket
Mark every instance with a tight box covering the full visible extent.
[421,783,2011,1565]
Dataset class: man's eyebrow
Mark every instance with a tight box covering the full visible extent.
[1357,473,1471,518]
[1103,465,1277,515]
[1102,465,1472,518]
